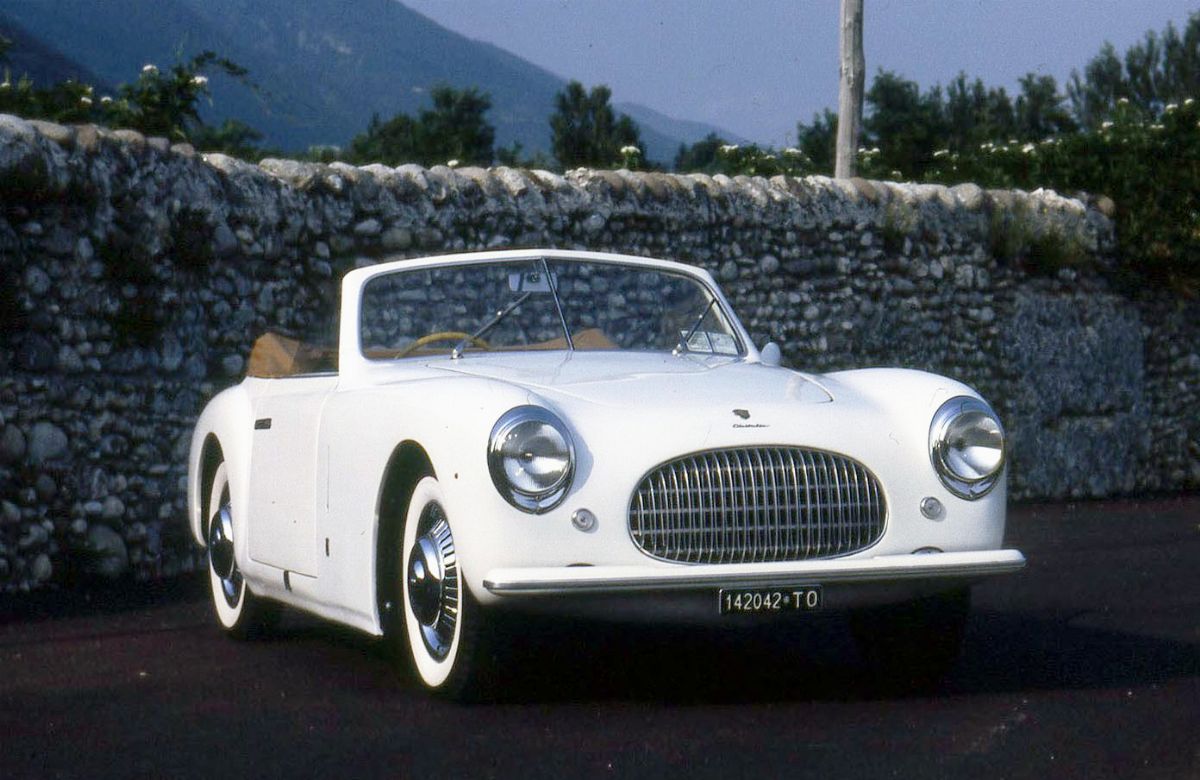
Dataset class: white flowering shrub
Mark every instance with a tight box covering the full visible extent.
[918,97,1200,286]
[0,49,249,144]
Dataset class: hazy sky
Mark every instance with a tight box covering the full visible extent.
[401,0,1197,146]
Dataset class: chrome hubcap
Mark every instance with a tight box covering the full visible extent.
[406,503,458,660]
[208,503,242,608]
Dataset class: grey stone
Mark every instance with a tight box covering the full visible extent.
[161,336,184,372]
[85,524,129,580]
[24,265,51,295]
[57,345,83,372]
[28,422,68,464]
[381,227,413,250]
[221,354,245,376]
[76,236,94,262]
[581,213,607,234]
[213,223,238,257]
[102,496,125,520]
[719,260,739,282]
[28,119,74,146]
[34,474,56,501]
[0,425,25,464]
[354,218,382,236]
[32,553,52,582]
[759,254,780,274]
[16,334,55,372]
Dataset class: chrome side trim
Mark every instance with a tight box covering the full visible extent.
[483,549,1026,595]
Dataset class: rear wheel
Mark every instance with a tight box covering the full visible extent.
[399,476,494,699]
[849,587,970,688]
[206,462,279,638]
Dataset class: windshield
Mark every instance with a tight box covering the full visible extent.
[359,258,743,359]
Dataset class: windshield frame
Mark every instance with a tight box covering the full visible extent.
[353,251,751,362]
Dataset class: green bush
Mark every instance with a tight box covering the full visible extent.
[924,98,1200,287]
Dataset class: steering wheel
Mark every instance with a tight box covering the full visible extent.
[395,331,491,358]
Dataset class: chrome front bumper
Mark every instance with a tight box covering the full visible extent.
[483,549,1026,596]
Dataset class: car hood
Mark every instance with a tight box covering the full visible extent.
[428,351,832,410]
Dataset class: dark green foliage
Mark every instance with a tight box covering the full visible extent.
[863,70,948,180]
[673,135,818,177]
[673,132,726,173]
[549,81,642,169]
[1068,16,1200,128]
[0,47,256,147]
[346,85,495,167]
[795,109,838,173]
[495,141,554,170]
[824,12,1200,287]
[189,118,267,159]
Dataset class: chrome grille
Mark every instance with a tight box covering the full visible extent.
[629,447,886,564]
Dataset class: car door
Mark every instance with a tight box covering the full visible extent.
[245,376,335,577]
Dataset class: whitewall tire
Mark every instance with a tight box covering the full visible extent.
[400,476,489,696]
[206,462,277,638]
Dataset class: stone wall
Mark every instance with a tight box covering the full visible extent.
[1,113,1197,593]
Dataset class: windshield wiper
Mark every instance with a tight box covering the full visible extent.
[672,296,717,356]
[451,290,533,359]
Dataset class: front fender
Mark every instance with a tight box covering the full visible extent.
[187,382,256,548]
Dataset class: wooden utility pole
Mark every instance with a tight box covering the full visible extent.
[835,0,865,178]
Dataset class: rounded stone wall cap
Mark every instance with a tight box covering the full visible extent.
[1093,195,1117,218]
[28,120,74,146]
[0,113,37,139]
[110,128,146,149]
[493,167,531,197]
[849,177,881,204]
[951,182,986,211]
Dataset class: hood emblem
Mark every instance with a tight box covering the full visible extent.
[732,407,768,429]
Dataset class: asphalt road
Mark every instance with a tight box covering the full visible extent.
[1,496,1197,779]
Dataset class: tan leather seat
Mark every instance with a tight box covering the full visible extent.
[247,332,337,377]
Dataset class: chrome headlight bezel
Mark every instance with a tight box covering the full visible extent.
[928,396,1006,500]
[488,405,575,514]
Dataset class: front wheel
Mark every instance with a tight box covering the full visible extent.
[849,587,971,688]
[206,462,279,638]
[399,476,494,699]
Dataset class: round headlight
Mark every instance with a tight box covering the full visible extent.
[928,396,1005,499]
[488,406,575,513]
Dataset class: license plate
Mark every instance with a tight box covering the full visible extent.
[718,586,823,615]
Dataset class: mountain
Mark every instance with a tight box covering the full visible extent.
[0,13,107,88]
[1,0,743,165]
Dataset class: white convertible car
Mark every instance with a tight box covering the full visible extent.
[188,248,1024,697]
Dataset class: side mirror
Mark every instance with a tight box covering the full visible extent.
[759,342,782,367]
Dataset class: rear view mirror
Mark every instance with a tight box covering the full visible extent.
[760,342,782,367]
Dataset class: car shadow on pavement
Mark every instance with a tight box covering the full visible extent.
[453,610,1198,704]
[264,606,1199,705]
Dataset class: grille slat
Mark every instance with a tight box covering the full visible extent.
[629,447,886,564]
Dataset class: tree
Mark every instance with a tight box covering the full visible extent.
[347,85,494,167]
[106,52,249,141]
[863,70,946,179]
[0,47,256,147]
[1068,12,1200,127]
[673,132,727,173]
[835,0,865,178]
[942,73,1015,152]
[191,118,267,159]
[1014,74,1075,139]
[549,81,642,169]
[796,109,838,174]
